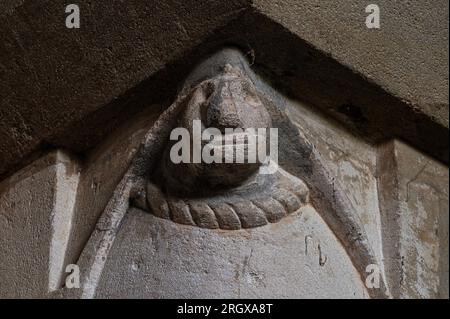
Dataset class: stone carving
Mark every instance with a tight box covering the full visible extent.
[74,49,389,299]
[131,65,309,230]
[137,169,309,230]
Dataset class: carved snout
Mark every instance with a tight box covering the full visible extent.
[204,66,271,133]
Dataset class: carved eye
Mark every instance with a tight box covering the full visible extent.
[131,65,309,230]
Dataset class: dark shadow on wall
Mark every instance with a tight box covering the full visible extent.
[1,6,447,181]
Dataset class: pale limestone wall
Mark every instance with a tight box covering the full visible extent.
[0,107,160,298]
[0,151,79,297]
[1,1,447,178]
[62,107,162,275]
[285,92,384,277]
[378,140,449,298]
[0,106,447,298]
[95,206,368,298]
[0,27,447,299]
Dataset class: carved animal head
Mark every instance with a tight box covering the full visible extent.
[161,65,273,192]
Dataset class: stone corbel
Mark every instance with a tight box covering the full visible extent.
[73,48,389,299]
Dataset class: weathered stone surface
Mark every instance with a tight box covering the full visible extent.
[229,201,268,229]
[168,199,196,226]
[0,150,79,297]
[272,189,301,215]
[72,50,387,299]
[95,207,369,298]
[0,12,447,299]
[1,1,447,180]
[252,197,286,223]
[377,140,449,298]
[61,106,161,274]
[0,0,250,178]
[146,183,170,219]
[285,92,385,277]
[209,202,242,230]
[188,201,220,229]
[138,61,313,233]
[254,0,449,127]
